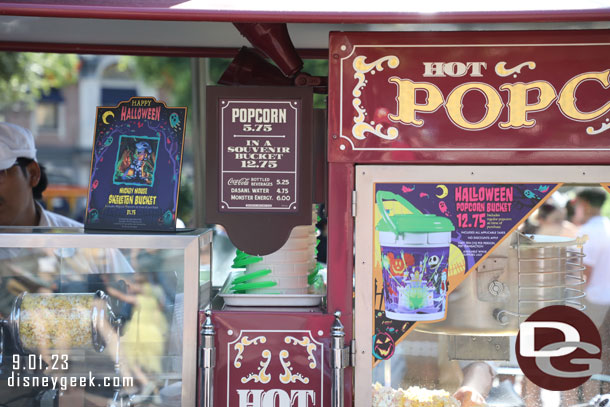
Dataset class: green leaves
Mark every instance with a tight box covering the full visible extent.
[0,52,78,109]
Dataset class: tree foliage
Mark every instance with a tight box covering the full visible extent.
[122,56,329,108]
[119,56,193,108]
[0,52,79,109]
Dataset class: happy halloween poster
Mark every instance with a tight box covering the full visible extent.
[85,97,187,231]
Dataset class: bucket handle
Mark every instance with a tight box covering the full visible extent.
[375,190,422,234]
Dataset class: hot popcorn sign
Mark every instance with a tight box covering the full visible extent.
[329,30,610,161]
[227,330,324,407]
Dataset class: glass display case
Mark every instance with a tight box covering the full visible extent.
[0,227,212,407]
[355,166,610,407]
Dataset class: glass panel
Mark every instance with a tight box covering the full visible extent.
[0,244,188,406]
[200,241,211,308]
[371,185,610,407]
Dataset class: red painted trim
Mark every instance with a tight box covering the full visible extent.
[0,41,328,59]
[327,162,354,337]
[206,310,336,406]
[327,162,354,404]
[1,4,609,23]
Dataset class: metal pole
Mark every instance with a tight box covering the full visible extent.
[331,310,345,407]
[191,57,208,228]
[0,322,4,366]
[201,309,216,407]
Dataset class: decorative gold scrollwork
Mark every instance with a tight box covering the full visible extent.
[351,55,400,141]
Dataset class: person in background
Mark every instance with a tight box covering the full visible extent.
[0,122,84,311]
[566,198,576,224]
[0,121,132,271]
[573,188,610,326]
[452,362,495,407]
[562,188,610,403]
[0,122,81,227]
[535,201,578,238]
[104,272,168,402]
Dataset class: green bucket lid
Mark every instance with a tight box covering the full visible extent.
[376,190,454,234]
[377,213,454,233]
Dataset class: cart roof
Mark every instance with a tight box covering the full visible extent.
[1,0,609,22]
[0,1,609,53]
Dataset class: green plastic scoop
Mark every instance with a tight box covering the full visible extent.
[231,269,271,285]
[308,270,319,285]
[231,255,263,268]
[234,250,252,260]
[231,280,277,292]
[308,263,323,285]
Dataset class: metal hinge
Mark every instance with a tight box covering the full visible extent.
[334,340,355,368]
[351,190,357,217]
[348,339,356,367]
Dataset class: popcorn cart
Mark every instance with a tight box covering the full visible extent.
[333,31,610,407]
[0,2,610,407]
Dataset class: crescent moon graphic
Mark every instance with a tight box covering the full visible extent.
[436,184,448,199]
[102,111,115,125]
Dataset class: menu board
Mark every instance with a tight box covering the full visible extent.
[219,100,299,213]
[85,97,186,231]
[206,87,313,255]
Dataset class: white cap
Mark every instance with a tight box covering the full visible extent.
[0,122,37,171]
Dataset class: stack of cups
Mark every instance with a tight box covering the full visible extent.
[244,208,318,294]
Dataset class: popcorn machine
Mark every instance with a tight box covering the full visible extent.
[326,30,610,406]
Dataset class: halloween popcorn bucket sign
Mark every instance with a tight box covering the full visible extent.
[376,191,454,321]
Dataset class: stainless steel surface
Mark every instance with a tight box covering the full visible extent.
[201,309,216,407]
[0,227,212,407]
[587,394,610,407]
[0,227,212,249]
[416,234,586,336]
[448,335,510,361]
[514,234,586,323]
[331,311,345,407]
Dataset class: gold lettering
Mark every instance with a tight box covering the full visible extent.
[557,70,610,121]
[388,78,444,126]
[499,81,557,128]
[445,83,503,130]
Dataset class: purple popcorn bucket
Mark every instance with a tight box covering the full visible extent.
[376,191,454,322]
